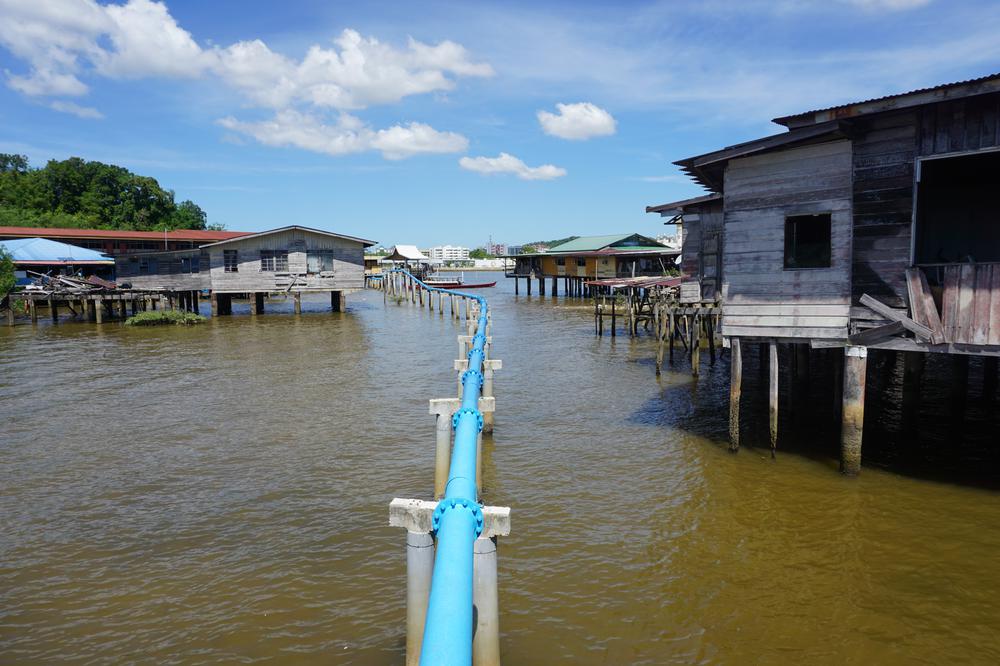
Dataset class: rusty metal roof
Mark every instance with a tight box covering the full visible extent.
[585,275,682,289]
[773,72,1000,128]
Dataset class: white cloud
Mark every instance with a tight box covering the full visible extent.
[218,111,467,160]
[0,1,489,161]
[459,153,566,180]
[537,102,616,140]
[49,100,103,118]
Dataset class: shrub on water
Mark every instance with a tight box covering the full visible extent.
[125,310,206,326]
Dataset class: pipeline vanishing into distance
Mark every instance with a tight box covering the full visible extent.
[390,269,491,666]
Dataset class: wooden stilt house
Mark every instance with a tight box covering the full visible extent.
[647,73,1000,473]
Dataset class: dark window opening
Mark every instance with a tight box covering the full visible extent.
[224,250,239,273]
[784,214,832,269]
[916,150,1000,265]
[260,250,288,272]
[556,257,565,266]
[577,258,586,267]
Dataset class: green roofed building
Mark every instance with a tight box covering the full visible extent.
[502,233,680,295]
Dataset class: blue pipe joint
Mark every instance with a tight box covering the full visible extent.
[461,368,483,389]
[452,407,483,432]
[467,348,481,362]
[432,498,484,537]
[472,333,487,348]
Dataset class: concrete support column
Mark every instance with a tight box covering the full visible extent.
[332,291,342,312]
[729,338,742,452]
[434,411,452,499]
[211,293,219,316]
[405,530,434,666]
[31,299,39,323]
[473,536,501,666]
[840,345,868,476]
[482,364,496,433]
[95,298,104,324]
[293,291,302,315]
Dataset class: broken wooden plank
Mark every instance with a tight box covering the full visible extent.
[849,320,905,345]
[859,293,934,341]
[904,268,944,344]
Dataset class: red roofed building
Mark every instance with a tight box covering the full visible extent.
[0,226,250,256]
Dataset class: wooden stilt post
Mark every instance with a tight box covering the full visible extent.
[769,341,778,457]
[30,298,38,323]
[611,294,616,337]
[668,309,675,362]
[538,276,544,296]
[527,275,532,295]
[729,338,742,452]
[95,298,103,324]
[840,345,868,476]
[983,356,998,406]
[515,276,519,295]
[49,296,58,322]
[691,314,701,377]
[5,301,13,326]
[552,276,557,296]
[902,351,924,434]
[293,291,302,314]
[707,314,716,365]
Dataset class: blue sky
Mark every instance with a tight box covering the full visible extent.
[1,0,998,247]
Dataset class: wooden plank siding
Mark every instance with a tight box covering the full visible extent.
[679,200,723,302]
[721,140,853,339]
[209,229,365,293]
[115,250,211,291]
[940,263,1000,345]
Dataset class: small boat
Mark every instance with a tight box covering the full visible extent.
[424,272,496,289]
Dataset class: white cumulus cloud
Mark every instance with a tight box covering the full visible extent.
[459,153,566,180]
[537,102,616,140]
[0,0,491,161]
[218,111,467,160]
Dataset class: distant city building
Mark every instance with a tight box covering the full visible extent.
[487,241,507,256]
[427,245,471,262]
[506,244,523,256]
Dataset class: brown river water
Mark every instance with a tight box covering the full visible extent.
[2,272,999,664]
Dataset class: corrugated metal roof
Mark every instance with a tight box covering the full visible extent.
[546,233,667,253]
[1,237,114,263]
[0,225,249,241]
[773,72,1000,127]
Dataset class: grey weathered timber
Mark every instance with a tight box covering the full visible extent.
[859,294,934,341]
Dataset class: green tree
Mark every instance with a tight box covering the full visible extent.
[0,247,15,298]
[169,200,208,229]
[520,245,537,254]
[469,247,490,259]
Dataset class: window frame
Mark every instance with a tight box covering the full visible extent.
[259,250,287,272]
[223,249,239,273]
[306,249,335,274]
[783,212,833,270]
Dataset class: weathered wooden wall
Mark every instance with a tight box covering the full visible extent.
[115,250,211,290]
[721,140,853,339]
[209,229,365,293]
[680,199,723,302]
[850,92,1000,308]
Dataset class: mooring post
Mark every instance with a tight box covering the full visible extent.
[472,536,501,666]
[690,314,701,377]
[769,341,778,457]
[482,360,499,434]
[611,295,616,337]
[840,345,868,476]
[729,337,742,452]
[406,530,434,666]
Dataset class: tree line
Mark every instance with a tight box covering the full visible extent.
[0,154,219,231]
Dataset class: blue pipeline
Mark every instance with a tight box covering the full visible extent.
[391,270,489,666]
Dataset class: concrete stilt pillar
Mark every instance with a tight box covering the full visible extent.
[840,345,868,476]
[5,302,13,326]
[95,298,104,324]
[434,412,451,499]
[31,298,39,323]
[211,293,219,316]
[482,365,495,433]
[729,338,742,452]
[406,530,434,666]
[472,536,501,666]
[768,341,778,457]
[332,291,342,312]
[293,291,302,315]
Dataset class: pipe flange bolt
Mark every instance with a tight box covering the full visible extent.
[432,498,484,537]
[461,369,483,389]
[452,407,483,432]
[472,333,487,347]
